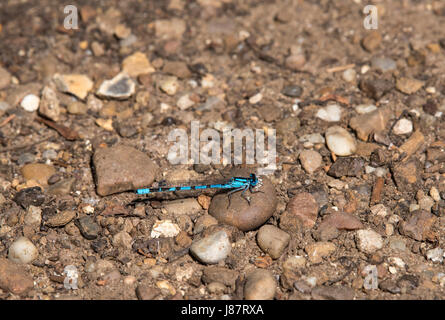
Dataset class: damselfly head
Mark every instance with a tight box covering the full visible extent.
[249,173,258,186]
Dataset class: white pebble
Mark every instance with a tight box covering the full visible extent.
[63,265,79,290]
[325,126,357,156]
[342,69,356,82]
[430,186,441,202]
[8,237,39,264]
[426,248,444,263]
[355,104,377,114]
[249,92,263,104]
[316,104,342,122]
[190,230,231,264]
[151,220,181,238]
[356,229,383,254]
[21,94,40,112]
[361,65,370,74]
[392,118,413,135]
[177,94,195,110]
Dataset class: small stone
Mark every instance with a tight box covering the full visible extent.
[154,18,186,39]
[122,52,155,77]
[13,187,45,209]
[162,61,191,79]
[299,150,322,174]
[112,231,133,249]
[163,198,202,217]
[46,210,76,227]
[393,118,413,135]
[0,258,34,295]
[281,192,318,232]
[371,57,397,72]
[249,92,263,104]
[370,204,389,217]
[342,69,356,82]
[319,211,363,231]
[67,102,87,115]
[97,73,136,100]
[355,104,377,114]
[244,269,276,300]
[0,67,12,90]
[24,206,42,228]
[418,196,434,212]
[189,230,231,264]
[159,76,179,95]
[328,157,364,178]
[8,237,38,264]
[91,41,105,56]
[194,215,218,234]
[21,163,55,186]
[175,231,192,248]
[256,225,290,259]
[359,78,394,100]
[20,94,40,112]
[316,104,342,122]
[311,286,355,300]
[93,145,158,196]
[202,266,239,288]
[349,107,392,141]
[0,101,11,117]
[396,77,424,95]
[426,248,444,263]
[423,99,438,115]
[17,153,35,166]
[54,74,93,100]
[177,94,195,110]
[114,23,131,39]
[95,118,114,131]
[362,31,382,52]
[389,238,407,252]
[136,284,160,300]
[39,86,60,121]
[47,178,75,196]
[42,149,58,160]
[285,54,306,71]
[299,133,325,145]
[356,229,383,254]
[151,220,181,238]
[325,126,357,156]
[399,210,436,241]
[392,159,421,193]
[305,242,336,263]
[430,187,441,202]
[75,216,101,240]
[282,85,303,97]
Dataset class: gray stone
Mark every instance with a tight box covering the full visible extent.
[75,216,101,240]
[190,230,231,264]
[256,225,290,259]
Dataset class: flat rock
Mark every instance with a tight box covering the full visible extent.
[96,73,136,100]
[75,216,101,240]
[299,150,322,174]
[208,176,277,232]
[122,52,155,77]
[256,225,290,259]
[244,269,276,300]
[0,258,34,295]
[21,163,56,186]
[328,157,364,178]
[371,57,397,72]
[280,192,318,232]
[93,144,158,196]
[399,210,437,241]
[305,241,336,263]
[54,74,93,100]
[314,211,363,241]
[356,229,383,254]
[392,158,421,192]
[350,107,392,141]
[396,77,424,95]
[359,78,394,100]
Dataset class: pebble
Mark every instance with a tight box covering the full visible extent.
[349,107,392,141]
[47,178,75,196]
[389,238,407,252]
[163,61,191,79]
[280,192,318,232]
[13,187,45,209]
[202,266,239,288]
[285,54,306,71]
[342,69,356,82]
[177,94,195,110]
[370,204,389,217]
[45,210,76,227]
[256,225,290,259]
[418,195,434,212]
[189,230,231,264]
[282,85,303,97]
[54,74,93,100]
[21,163,56,186]
[8,237,39,264]
[430,187,441,202]
[24,206,42,228]
[305,241,336,263]
[316,104,342,122]
[300,133,325,145]
[371,57,397,72]
[42,149,58,160]
[318,211,363,231]
[399,210,436,241]
[362,31,382,52]
[356,229,383,254]
[359,78,394,100]
[93,144,158,196]
[96,73,136,100]
[244,269,276,300]
[75,216,101,240]
[249,92,263,104]
[154,18,186,39]
[328,157,364,178]
[136,284,161,300]
[325,126,357,156]
[209,176,277,231]
[299,150,322,174]
[396,77,424,95]
[112,231,133,250]
[91,41,105,56]
[114,23,131,39]
[355,104,377,114]
[151,220,181,238]
[193,215,218,234]
[39,86,60,121]
[159,76,179,95]
[426,248,444,263]
[20,94,40,112]
[393,118,413,135]
[392,159,421,193]
[311,285,355,300]
[17,153,35,166]
[0,258,34,295]
[163,198,202,217]
[122,52,155,77]
[0,66,12,90]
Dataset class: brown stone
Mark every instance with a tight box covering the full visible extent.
[399,210,437,241]
[350,107,392,141]
[280,192,318,232]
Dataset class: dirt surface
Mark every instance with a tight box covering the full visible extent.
[0,0,445,300]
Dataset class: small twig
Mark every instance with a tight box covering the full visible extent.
[326,64,355,73]
[0,114,15,127]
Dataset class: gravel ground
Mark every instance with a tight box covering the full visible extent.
[0,0,445,300]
